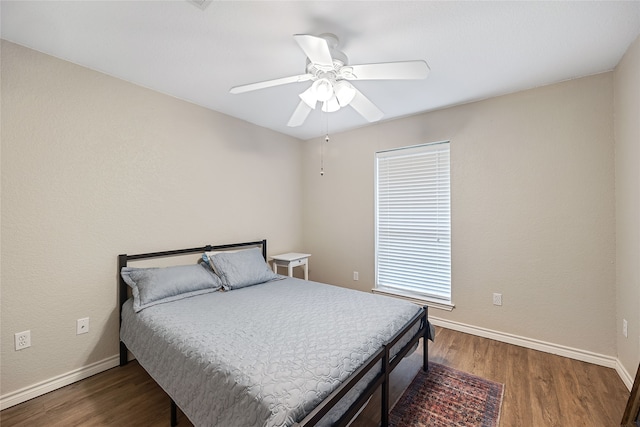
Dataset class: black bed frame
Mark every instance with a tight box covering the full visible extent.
[118,239,429,427]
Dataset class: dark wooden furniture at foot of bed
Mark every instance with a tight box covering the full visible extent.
[118,239,430,427]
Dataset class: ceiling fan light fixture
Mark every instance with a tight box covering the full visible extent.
[231,33,430,127]
[312,78,334,102]
[334,80,356,106]
[299,86,318,109]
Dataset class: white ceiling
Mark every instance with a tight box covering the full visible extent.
[2,1,639,140]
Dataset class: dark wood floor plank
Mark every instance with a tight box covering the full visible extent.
[0,327,630,427]
[552,356,592,425]
[580,358,630,425]
[531,349,564,426]
[498,342,527,425]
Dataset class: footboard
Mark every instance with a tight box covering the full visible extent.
[294,306,429,427]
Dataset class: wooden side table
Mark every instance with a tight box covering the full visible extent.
[271,253,311,280]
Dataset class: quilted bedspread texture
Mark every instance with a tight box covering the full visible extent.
[120,277,421,427]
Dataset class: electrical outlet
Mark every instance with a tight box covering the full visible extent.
[353,271,359,281]
[623,319,628,338]
[493,293,502,306]
[15,330,31,351]
[77,318,89,335]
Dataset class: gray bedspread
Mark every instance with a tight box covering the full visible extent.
[120,277,423,427]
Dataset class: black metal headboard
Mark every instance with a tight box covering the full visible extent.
[117,239,267,366]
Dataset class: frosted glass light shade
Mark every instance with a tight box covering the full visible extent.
[312,78,334,102]
[299,86,317,109]
[334,80,356,106]
[322,95,340,113]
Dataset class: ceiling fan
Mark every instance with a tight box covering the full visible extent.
[229,33,430,127]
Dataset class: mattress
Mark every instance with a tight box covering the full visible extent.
[120,277,422,427]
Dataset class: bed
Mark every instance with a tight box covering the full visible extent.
[118,240,431,426]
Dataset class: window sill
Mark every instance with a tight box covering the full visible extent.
[371,288,455,312]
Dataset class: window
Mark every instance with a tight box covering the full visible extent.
[374,142,451,307]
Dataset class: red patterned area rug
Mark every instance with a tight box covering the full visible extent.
[389,363,504,427]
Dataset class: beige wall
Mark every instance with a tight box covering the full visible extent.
[0,41,304,395]
[302,73,617,357]
[615,35,640,378]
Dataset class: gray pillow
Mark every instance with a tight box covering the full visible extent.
[121,263,222,312]
[208,247,278,290]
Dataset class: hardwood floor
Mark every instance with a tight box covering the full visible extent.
[428,328,629,427]
[1,327,630,426]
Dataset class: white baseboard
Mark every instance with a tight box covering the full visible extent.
[615,360,635,390]
[429,316,635,390]
[0,355,120,410]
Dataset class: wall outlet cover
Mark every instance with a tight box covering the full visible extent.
[77,318,90,335]
[493,293,503,306]
[15,330,31,350]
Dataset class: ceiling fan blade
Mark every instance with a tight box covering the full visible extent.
[346,60,430,80]
[349,89,384,122]
[230,74,313,94]
[287,100,313,127]
[294,34,334,68]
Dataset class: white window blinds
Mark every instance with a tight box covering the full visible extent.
[375,142,451,303]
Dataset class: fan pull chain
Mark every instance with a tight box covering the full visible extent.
[320,109,329,176]
[320,134,329,176]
